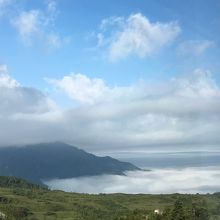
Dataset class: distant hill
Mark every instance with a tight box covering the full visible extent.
[0,142,139,185]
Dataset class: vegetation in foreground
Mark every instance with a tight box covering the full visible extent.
[0,176,220,220]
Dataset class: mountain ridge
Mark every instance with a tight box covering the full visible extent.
[0,142,139,185]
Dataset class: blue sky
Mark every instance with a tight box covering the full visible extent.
[0,0,220,152]
[0,0,220,90]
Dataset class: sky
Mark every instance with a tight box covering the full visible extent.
[0,0,220,154]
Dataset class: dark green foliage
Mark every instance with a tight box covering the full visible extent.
[194,207,209,220]
[171,200,185,220]
[1,205,31,220]
[0,176,43,190]
[0,142,139,185]
[115,197,210,220]
[0,196,11,204]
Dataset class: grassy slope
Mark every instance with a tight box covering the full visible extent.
[1,186,220,220]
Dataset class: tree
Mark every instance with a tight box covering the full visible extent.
[194,207,209,220]
[171,200,186,220]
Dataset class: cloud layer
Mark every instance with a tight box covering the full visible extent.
[0,64,61,145]
[46,69,220,151]
[44,167,220,194]
[0,64,220,153]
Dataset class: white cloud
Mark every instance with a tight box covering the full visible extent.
[0,64,19,88]
[173,69,220,98]
[178,40,214,56]
[97,13,181,61]
[48,69,220,104]
[11,1,65,48]
[47,73,147,105]
[47,73,109,104]
[44,167,220,194]
[12,10,41,44]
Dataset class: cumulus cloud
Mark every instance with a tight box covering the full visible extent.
[96,13,181,61]
[0,65,220,153]
[0,66,19,88]
[47,69,220,108]
[178,40,214,56]
[44,167,220,194]
[11,1,65,48]
[47,73,109,104]
[0,65,56,115]
[46,73,137,104]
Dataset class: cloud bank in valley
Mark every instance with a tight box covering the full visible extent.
[44,167,220,194]
[0,64,220,153]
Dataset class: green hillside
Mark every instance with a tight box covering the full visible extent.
[0,176,220,220]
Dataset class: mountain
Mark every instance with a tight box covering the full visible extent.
[0,142,139,185]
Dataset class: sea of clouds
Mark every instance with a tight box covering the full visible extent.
[44,166,220,194]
